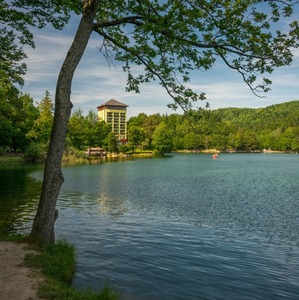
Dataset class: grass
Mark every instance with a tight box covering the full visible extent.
[0,154,22,162]
[0,234,119,300]
[0,233,25,242]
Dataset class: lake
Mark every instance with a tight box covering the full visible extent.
[0,153,299,299]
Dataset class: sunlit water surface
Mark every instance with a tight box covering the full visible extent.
[1,154,299,299]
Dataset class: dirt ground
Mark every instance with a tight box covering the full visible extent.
[0,241,43,300]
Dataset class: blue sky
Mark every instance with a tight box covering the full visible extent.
[22,10,299,118]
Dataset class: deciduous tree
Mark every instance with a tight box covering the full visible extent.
[0,78,38,151]
[27,91,54,144]
[128,125,146,153]
[31,0,299,243]
[152,122,173,155]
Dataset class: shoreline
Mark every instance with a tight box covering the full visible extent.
[0,237,118,299]
[173,149,297,154]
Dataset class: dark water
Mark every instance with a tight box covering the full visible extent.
[0,154,299,299]
[0,163,43,232]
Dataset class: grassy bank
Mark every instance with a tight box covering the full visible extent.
[0,154,23,162]
[0,234,118,300]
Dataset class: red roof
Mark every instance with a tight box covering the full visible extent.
[119,139,127,143]
[97,99,128,109]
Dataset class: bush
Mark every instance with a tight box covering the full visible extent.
[23,142,47,162]
[118,144,131,153]
[152,149,162,157]
[63,146,85,161]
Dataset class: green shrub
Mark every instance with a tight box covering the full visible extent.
[23,142,47,162]
[63,146,85,161]
[0,146,4,155]
[152,149,162,157]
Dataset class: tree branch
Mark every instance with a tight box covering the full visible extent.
[93,27,194,113]
[93,15,143,28]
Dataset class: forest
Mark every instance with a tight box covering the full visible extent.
[127,100,299,154]
[1,89,298,159]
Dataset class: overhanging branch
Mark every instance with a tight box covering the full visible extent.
[93,27,196,113]
[93,15,143,28]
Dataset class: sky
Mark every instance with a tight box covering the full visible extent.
[22,9,299,119]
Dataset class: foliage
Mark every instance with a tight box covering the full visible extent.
[26,91,54,144]
[152,122,173,155]
[105,132,119,153]
[127,125,146,153]
[38,283,119,300]
[21,91,55,161]
[118,143,132,154]
[1,91,298,157]
[0,0,73,85]
[68,108,110,150]
[127,100,299,152]
[12,97,298,156]
[0,79,39,152]
[0,27,27,86]
[27,240,75,283]
[128,113,163,149]
[0,232,24,242]
[1,0,70,156]
[93,0,299,111]
[85,109,109,148]
[63,145,85,161]
[23,142,47,162]
[67,108,86,149]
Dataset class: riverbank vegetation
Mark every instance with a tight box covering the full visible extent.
[0,234,118,300]
[1,92,298,161]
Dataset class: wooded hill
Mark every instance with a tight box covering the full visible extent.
[127,100,299,153]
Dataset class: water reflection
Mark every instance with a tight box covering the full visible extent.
[0,163,43,233]
[97,193,128,217]
[58,190,128,218]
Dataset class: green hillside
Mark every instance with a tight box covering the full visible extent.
[127,100,299,153]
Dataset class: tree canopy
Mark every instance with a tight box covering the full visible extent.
[0,0,74,85]
[68,108,110,150]
[91,0,299,110]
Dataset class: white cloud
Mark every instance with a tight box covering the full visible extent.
[21,11,299,118]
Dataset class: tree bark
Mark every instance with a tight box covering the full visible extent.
[30,0,101,244]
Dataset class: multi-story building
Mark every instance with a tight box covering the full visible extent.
[97,99,128,142]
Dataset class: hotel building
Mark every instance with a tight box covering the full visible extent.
[97,99,128,142]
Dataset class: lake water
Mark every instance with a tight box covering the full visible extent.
[0,154,299,299]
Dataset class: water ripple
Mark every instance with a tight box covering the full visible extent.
[1,154,299,299]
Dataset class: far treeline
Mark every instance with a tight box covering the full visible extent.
[127,100,299,154]
[1,89,298,159]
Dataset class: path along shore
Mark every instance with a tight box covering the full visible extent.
[0,241,43,300]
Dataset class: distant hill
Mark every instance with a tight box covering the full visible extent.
[217,100,299,131]
[128,100,299,152]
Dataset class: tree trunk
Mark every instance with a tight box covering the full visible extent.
[30,0,101,244]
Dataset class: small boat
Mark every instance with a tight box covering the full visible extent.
[212,153,218,159]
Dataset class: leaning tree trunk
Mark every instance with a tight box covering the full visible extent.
[31,0,101,244]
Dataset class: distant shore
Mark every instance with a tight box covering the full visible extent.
[173,149,298,154]
[1,148,297,165]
